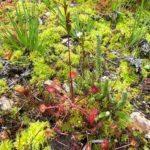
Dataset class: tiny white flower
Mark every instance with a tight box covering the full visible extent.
[45,12,50,17]
[106,111,110,116]
[76,32,82,38]
[101,76,109,81]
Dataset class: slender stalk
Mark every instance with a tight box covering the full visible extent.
[96,35,102,83]
[67,33,74,101]
[81,32,85,78]
[64,1,74,101]
[115,144,131,150]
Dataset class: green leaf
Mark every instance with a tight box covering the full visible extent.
[117,91,127,110]
[96,111,110,120]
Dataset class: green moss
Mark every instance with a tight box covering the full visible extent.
[0,63,3,70]
[107,52,117,60]
[95,20,112,37]
[43,146,52,150]
[61,110,84,132]
[30,58,55,86]
[119,60,139,84]
[146,33,150,43]
[10,50,23,61]
[40,28,61,48]
[37,3,47,15]
[0,140,13,150]
[62,52,79,65]
[0,79,8,95]
[15,121,50,150]
[0,49,4,57]
[141,60,150,77]
[54,44,67,54]
[29,51,42,61]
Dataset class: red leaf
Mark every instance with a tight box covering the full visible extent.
[90,85,99,94]
[61,94,68,101]
[100,140,109,150]
[46,85,56,94]
[87,108,98,126]
[6,0,12,3]
[58,104,65,113]
[70,71,78,79]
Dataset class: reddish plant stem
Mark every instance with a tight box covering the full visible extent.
[71,103,88,116]
[54,138,68,148]
[46,106,58,109]
[67,34,74,101]
[115,144,131,150]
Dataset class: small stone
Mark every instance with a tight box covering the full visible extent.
[62,38,73,46]
[69,3,79,7]
[0,96,14,110]
[63,83,70,92]
[130,112,150,138]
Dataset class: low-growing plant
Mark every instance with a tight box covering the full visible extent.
[0,121,52,150]
[129,0,150,46]
[0,79,8,95]
[0,140,13,150]
[0,2,42,52]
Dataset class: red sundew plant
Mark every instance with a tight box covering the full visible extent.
[70,71,78,80]
[87,108,98,126]
[39,86,100,126]
[39,104,60,113]
[46,85,56,94]
[90,85,99,94]
[6,0,12,3]
[58,104,65,113]
[61,94,68,101]
[100,140,109,150]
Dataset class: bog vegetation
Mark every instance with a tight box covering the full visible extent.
[0,0,149,150]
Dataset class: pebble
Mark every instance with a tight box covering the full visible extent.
[0,96,13,111]
[130,112,150,139]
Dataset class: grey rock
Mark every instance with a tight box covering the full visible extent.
[131,112,150,139]
[0,96,14,111]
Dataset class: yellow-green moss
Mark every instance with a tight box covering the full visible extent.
[0,140,13,150]
[15,121,50,150]
[119,60,139,84]
[61,110,84,132]
[0,79,8,95]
